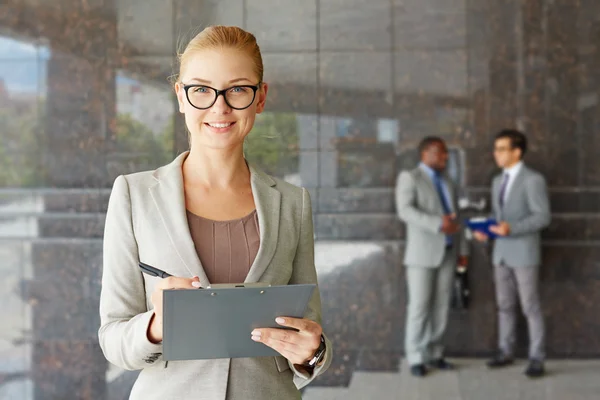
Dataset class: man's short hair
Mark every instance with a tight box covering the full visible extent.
[495,129,527,157]
[418,136,445,154]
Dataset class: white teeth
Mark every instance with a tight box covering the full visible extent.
[208,122,232,128]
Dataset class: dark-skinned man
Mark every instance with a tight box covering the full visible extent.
[395,137,469,377]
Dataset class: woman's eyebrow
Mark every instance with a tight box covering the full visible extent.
[187,77,253,84]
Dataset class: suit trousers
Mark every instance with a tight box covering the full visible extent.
[404,249,455,365]
[494,263,545,360]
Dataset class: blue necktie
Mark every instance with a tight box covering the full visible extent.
[433,173,453,245]
[433,173,452,215]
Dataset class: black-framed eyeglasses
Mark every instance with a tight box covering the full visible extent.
[182,83,261,110]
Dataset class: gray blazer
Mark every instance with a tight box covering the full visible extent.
[491,164,551,268]
[395,167,469,267]
[98,152,332,400]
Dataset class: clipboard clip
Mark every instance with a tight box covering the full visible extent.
[205,283,272,289]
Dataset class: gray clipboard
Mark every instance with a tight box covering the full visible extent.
[162,283,316,361]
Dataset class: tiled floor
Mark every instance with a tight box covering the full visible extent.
[304,359,600,400]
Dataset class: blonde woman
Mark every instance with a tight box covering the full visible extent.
[98,26,332,399]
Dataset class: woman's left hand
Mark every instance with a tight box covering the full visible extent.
[251,317,322,366]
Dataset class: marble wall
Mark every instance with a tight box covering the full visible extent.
[1,0,599,398]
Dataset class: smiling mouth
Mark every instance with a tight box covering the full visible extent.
[206,122,235,128]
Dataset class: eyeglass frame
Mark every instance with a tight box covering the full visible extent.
[181,82,262,111]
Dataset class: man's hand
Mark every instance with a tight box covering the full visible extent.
[441,214,460,234]
[473,231,488,242]
[489,221,511,237]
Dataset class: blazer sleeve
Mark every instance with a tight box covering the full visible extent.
[98,175,164,370]
[509,174,551,236]
[395,171,443,233]
[287,188,333,389]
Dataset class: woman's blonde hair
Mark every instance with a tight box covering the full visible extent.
[175,25,264,83]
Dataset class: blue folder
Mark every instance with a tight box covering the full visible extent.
[465,217,498,239]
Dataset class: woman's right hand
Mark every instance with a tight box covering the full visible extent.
[147,276,201,343]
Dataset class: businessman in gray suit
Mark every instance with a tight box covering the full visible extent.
[395,137,469,377]
[473,129,550,378]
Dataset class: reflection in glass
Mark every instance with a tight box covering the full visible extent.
[244,111,299,182]
[377,119,399,144]
[0,36,49,188]
[113,72,174,173]
[317,115,399,188]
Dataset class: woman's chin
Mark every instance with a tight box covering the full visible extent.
[191,135,245,151]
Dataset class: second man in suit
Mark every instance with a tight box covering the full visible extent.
[474,129,551,378]
[396,137,469,377]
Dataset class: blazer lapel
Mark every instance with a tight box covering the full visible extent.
[148,152,209,286]
[244,163,281,283]
[416,167,444,213]
[504,166,526,209]
[492,175,501,215]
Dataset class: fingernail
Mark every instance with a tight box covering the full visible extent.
[251,336,260,342]
[276,317,285,324]
[191,281,202,288]
[251,330,260,336]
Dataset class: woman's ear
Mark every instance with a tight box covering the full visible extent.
[255,82,269,114]
[174,82,186,113]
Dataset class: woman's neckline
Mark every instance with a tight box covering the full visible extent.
[186,209,257,224]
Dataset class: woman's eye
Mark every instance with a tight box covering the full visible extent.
[193,86,209,93]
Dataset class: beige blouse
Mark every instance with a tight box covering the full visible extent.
[186,209,260,284]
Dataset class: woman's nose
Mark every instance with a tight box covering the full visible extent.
[210,93,232,114]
